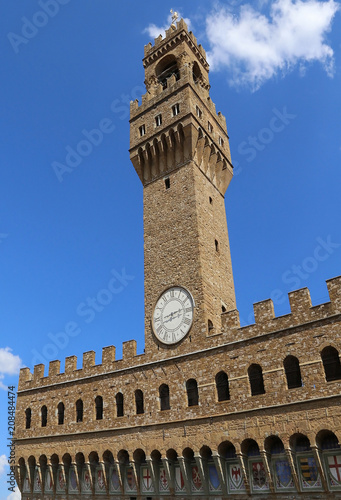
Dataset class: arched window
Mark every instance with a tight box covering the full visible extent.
[186,379,199,406]
[135,390,144,414]
[216,371,230,401]
[76,399,83,423]
[95,396,103,420]
[321,346,341,382]
[208,319,214,333]
[294,435,311,452]
[192,61,202,83]
[284,355,302,389]
[159,384,170,411]
[57,402,64,425]
[156,55,180,89]
[25,408,31,429]
[319,430,340,450]
[41,405,47,427]
[116,392,124,417]
[248,364,265,396]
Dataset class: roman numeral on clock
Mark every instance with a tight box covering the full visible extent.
[183,318,191,325]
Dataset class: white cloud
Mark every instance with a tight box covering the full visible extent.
[0,454,7,476]
[0,374,7,391]
[0,348,22,376]
[7,487,21,500]
[144,11,191,39]
[0,347,22,391]
[206,0,339,90]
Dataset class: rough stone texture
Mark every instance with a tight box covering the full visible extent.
[14,19,341,500]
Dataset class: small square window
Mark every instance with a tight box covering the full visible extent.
[196,106,202,119]
[155,114,162,127]
[139,125,145,137]
[208,121,213,133]
[172,104,180,116]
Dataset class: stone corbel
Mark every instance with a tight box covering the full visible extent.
[25,464,33,494]
[71,462,80,493]
[236,452,251,495]
[260,450,275,493]
[161,457,174,495]
[145,455,158,495]
[130,460,141,495]
[36,463,43,494]
[311,445,328,492]
[212,452,228,496]
[114,459,125,495]
[84,462,94,494]
[178,456,192,495]
[284,448,301,492]
[98,461,108,494]
[16,464,23,492]
[194,453,209,495]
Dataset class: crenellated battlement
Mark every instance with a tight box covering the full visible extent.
[18,276,341,392]
[143,19,207,68]
[221,275,341,341]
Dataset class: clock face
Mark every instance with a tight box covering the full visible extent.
[152,286,194,345]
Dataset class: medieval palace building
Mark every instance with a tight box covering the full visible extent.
[14,18,341,499]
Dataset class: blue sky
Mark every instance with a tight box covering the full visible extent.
[1,1,341,498]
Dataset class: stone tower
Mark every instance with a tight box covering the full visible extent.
[130,19,236,355]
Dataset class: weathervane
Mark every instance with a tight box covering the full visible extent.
[170,9,179,27]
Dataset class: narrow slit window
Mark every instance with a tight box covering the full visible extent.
[155,114,162,127]
[57,402,65,425]
[25,408,31,429]
[208,121,213,132]
[165,177,170,189]
[95,396,103,420]
[196,106,202,119]
[76,399,83,422]
[215,239,219,252]
[139,124,146,137]
[41,405,47,427]
[172,104,180,116]
[219,136,224,147]
[116,393,124,417]
[135,390,144,414]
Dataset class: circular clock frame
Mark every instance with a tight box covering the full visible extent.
[152,285,195,345]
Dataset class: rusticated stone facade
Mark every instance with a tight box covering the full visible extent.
[14,18,341,500]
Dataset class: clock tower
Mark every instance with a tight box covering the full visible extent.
[130,18,236,355]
